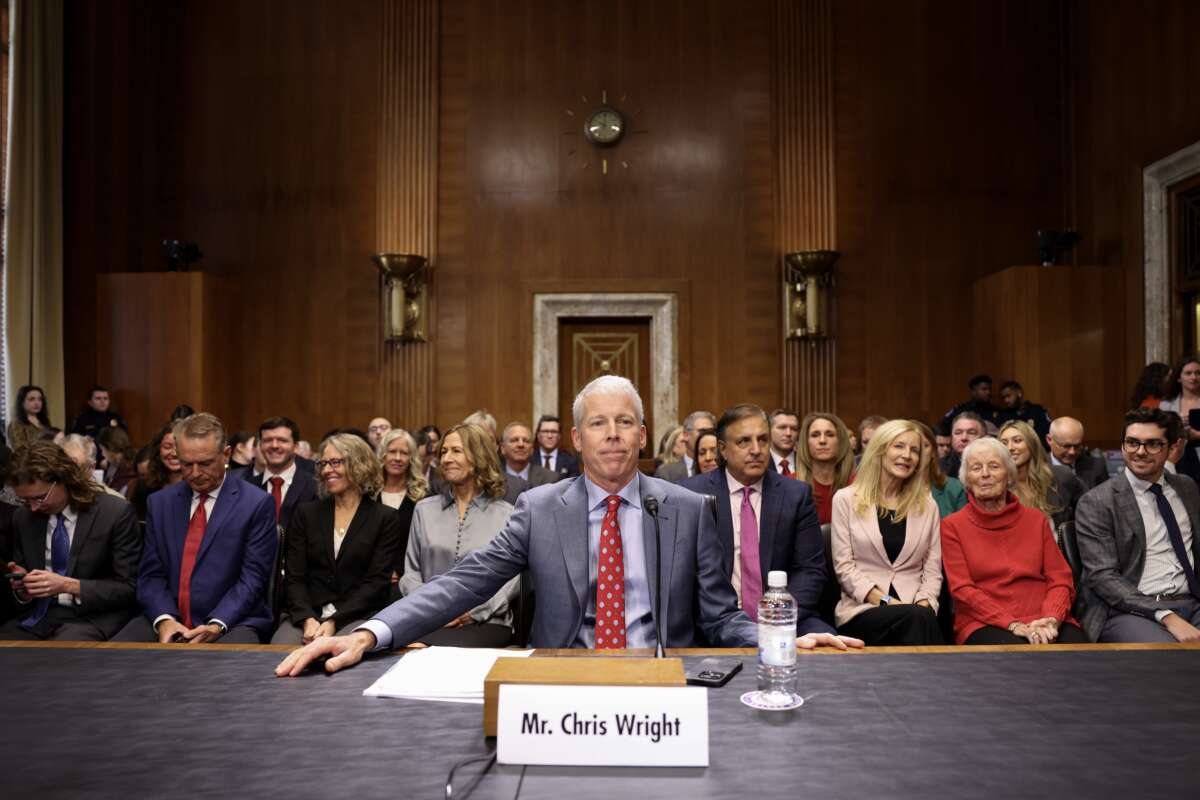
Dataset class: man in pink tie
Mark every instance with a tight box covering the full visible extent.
[682,404,846,637]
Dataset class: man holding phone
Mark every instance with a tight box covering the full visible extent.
[1,442,141,641]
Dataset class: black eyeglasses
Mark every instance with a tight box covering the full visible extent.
[315,458,347,470]
[1122,437,1167,454]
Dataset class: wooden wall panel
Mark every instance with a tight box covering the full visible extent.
[435,0,779,432]
[777,0,837,415]
[377,0,438,428]
[1066,0,1200,438]
[832,0,1065,431]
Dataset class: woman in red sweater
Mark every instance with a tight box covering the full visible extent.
[941,437,1088,645]
[795,412,855,525]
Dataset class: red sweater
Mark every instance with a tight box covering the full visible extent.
[941,492,1077,644]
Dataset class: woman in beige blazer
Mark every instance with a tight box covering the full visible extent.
[831,419,945,645]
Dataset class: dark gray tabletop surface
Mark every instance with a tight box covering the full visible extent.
[2,647,1199,799]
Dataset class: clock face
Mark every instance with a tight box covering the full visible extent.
[584,108,624,146]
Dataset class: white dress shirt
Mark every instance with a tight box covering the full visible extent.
[682,454,695,477]
[505,463,531,481]
[262,460,298,502]
[539,449,559,472]
[725,471,763,608]
[771,450,795,474]
[1124,469,1195,616]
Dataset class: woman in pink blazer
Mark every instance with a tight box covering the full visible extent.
[831,419,945,645]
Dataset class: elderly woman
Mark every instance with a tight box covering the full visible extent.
[796,413,856,525]
[400,423,518,647]
[376,428,428,590]
[831,419,943,645]
[915,421,966,518]
[692,428,719,475]
[272,434,402,645]
[8,385,52,451]
[998,420,1083,527]
[941,438,1088,645]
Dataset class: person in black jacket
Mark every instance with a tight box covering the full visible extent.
[270,434,401,645]
[67,386,128,440]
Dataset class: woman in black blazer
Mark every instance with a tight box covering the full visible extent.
[270,434,401,645]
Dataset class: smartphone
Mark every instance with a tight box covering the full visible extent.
[685,657,743,688]
[4,572,27,581]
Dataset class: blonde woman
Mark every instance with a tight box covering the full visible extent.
[376,428,428,590]
[831,419,944,645]
[400,423,518,647]
[272,434,402,645]
[655,424,685,470]
[795,412,856,525]
[998,420,1083,527]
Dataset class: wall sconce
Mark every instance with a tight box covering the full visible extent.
[373,253,432,343]
[783,250,839,339]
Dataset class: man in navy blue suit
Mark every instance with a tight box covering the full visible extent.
[681,403,835,635]
[534,415,579,478]
[115,413,277,644]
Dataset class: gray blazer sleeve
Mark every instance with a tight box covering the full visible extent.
[1075,486,1160,619]
[373,500,531,647]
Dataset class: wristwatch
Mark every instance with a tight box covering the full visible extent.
[879,595,895,606]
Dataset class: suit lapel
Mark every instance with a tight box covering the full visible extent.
[318,498,337,567]
[758,473,782,578]
[67,504,98,575]
[196,478,238,565]
[1114,473,1147,560]
[20,512,48,570]
[866,504,890,564]
[891,503,925,568]
[712,471,735,575]
[336,499,369,564]
[556,479,590,617]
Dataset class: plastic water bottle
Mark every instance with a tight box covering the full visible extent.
[756,570,797,705]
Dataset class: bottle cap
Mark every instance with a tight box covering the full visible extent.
[767,570,787,589]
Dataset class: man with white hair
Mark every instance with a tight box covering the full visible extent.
[655,409,716,482]
[1046,416,1109,489]
[277,375,860,676]
[61,435,125,500]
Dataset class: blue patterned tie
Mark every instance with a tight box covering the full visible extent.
[20,515,70,630]
[1148,484,1200,599]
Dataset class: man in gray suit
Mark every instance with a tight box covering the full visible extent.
[278,377,857,676]
[1075,408,1200,643]
[655,410,715,482]
[2,442,141,640]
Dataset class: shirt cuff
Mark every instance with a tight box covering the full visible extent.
[209,619,228,633]
[152,614,176,631]
[357,619,392,651]
[1155,609,1175,623]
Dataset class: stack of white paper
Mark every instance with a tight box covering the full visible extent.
[362,646,534,704]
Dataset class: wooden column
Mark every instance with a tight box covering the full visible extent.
[377,0,439,427]
[776,0,837,414]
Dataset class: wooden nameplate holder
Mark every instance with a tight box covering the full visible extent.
[483,656,686,736]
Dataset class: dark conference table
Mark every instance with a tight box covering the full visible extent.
[2,642,1199,799]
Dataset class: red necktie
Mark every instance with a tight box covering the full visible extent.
[269,477,284,521]
[178,493,209,627]
[781,459,793,478]
[595,495,626,649]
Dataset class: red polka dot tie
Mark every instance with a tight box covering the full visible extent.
[595,494,626,649]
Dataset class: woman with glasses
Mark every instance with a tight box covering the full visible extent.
[998,420,1084,527]
[795,413,856,525]
[399,423,518,647]
[831,420,944,646]
[941,438,1087,645]
[8,385,52,451]
[271,434,402,645]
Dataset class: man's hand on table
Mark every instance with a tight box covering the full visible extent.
[275,630,377,676]
[797,633,864,651]
[156,618,190,643]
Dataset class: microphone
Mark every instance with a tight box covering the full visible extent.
[644,496,665,659]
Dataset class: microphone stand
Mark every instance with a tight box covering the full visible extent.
[644,496,665,659]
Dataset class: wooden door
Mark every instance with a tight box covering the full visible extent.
[558,317,653,460]
[1170,172,1200,356]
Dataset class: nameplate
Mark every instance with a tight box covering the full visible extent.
[496,684,708,767]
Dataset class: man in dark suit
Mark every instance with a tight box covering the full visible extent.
[243,416,319,529]
[277,376,860,676]
[1075,408,1200,643]
[2,443,141,640]
[501,422,560,486]
[1047,416,1109,489]
[654,410,715,482]
[681,404,834,635]
[116,413,277,644]
[534,414,578,478]
[766,407,800,477]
